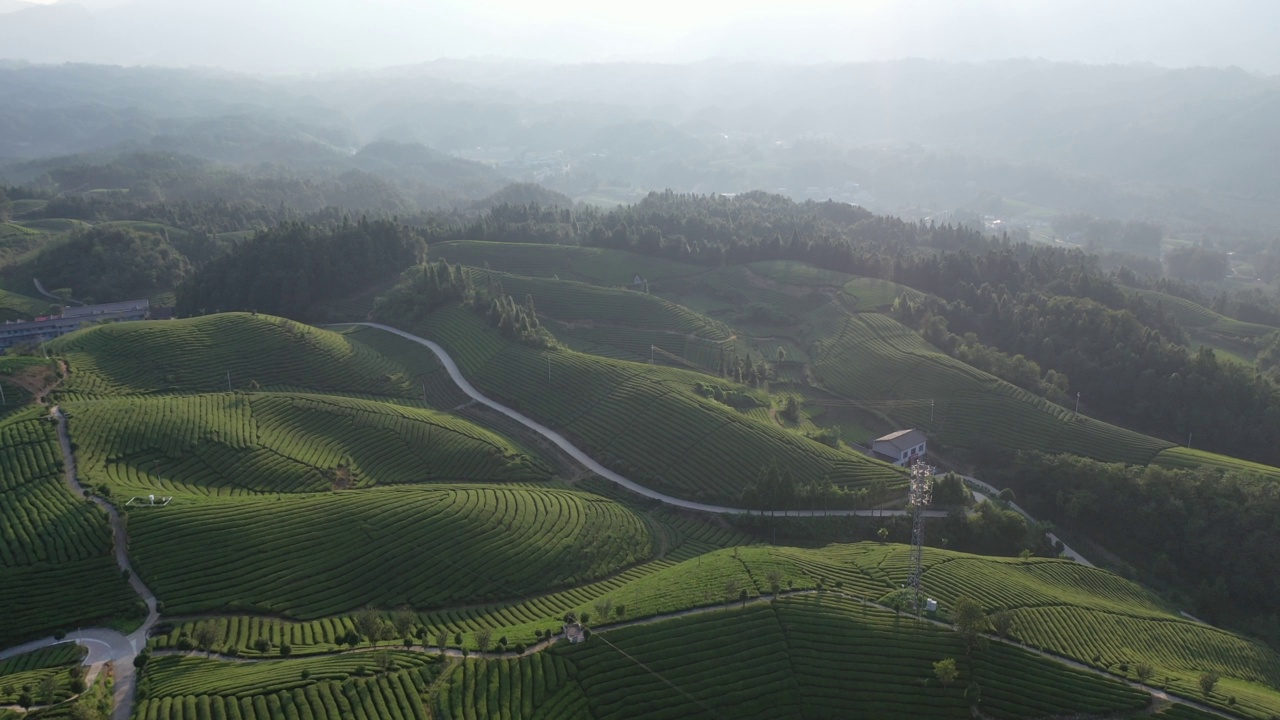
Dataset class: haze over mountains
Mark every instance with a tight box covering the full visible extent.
[1,0,1278,73]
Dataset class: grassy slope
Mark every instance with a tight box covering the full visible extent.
[127,485,654,618]
[0,409,139,647]
[69,392,549,498]
[51,313,420,399]
[402,306,904,503]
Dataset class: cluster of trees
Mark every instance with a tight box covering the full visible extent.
[895,288,1280,465]
[986,451,1280,648]
[739,460,841,512]
[479,292,551,347]
[6,225,191,303]
[177,218,426,320]
[373,259,476,323]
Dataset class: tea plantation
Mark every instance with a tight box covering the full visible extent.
[431,241,703,287]
[127,485,654,618]
[0,409,139,647]
[50,313,420,399]
[68,392,549,497]
[406,307,904,504]
[437,598,1149,720]
[0,644,85,706]
[136,652,443,720]
[809,310,1174,464]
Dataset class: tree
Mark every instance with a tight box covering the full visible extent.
[765,569,784,597]
[375,621,395,648]
[950,596,988,654]
[989,611,1014,639]
[739,589,749,608]
[17,692,32,710]
[933,658,959,688]
[435,628,448,653]
[723,578,742,604]
[592,598,613,625]
[1136,663,1155,686]
[392,605,416,638]
[39,674,57,704]
[1199,671,1220,698]
[615,604,626,620]
[279,642,292,658]
[474,627,493,653]
[354,605,380,646]
[192,620,219,656]
[877,527,890,544]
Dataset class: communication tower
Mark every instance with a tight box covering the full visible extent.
[907,460,934,612]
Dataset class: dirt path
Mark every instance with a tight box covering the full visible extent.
[43,405,159,720]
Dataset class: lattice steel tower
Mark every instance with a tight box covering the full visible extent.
[907,460,934,612]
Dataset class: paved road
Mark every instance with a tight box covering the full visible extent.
[960,475,1094,566]
[353,323,943,519]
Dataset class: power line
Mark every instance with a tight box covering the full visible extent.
[429,538,728,718]
[588,631,729,720]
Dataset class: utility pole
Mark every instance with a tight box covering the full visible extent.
[930,399,934,423]
[423,383,427,405]
[547,353,551,382]
[227,371,232,393]
[1188,430,1193,449]
[0,383,6,405]
[1074,392,1081,416]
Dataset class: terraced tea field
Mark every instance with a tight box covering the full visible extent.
[1126,287,1278,339]
[0,644,84,706]
[407,307,904,504]
[146,541,1280,718]
[149,513,751,657]
[810,310,1174,464]
[128,485,654,618]
[0,410,139,646]
[69,392,548,497]
[747,260,856,287]
[137,652,442,720]
[1152,446,1280,480]
[842,276,926,311]
[467,270,732,341]
[432,241,704,287]
[51,313,419,398]
[438,597,1148,720]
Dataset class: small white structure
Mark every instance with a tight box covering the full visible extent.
[925,598,938,613]
[564,621,586,644]
[872,429,927,466]
[126,495,172,507]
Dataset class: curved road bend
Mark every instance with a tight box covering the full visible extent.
[353,323,944,519]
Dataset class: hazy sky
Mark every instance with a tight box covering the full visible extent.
[2,0,1278,73]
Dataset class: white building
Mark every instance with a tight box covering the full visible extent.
[871,429,927,466]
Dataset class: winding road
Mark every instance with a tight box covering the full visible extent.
[0,323,1228,718]
[353,322,943,519]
